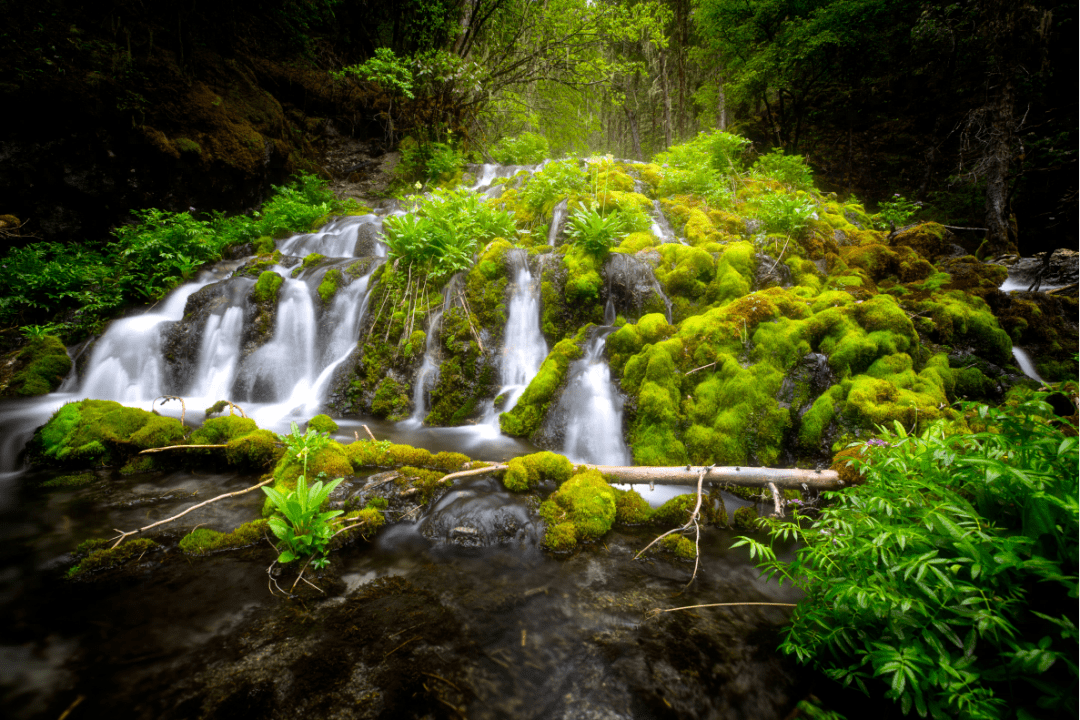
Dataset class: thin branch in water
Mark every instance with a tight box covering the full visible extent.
[154,395,186,424]
[646,602,797,619]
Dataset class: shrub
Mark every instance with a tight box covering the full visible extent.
[751,148,813,190]
[491,132,550,165]
[736,395,1078,719]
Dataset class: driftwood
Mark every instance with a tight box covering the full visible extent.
[587,464,841,489]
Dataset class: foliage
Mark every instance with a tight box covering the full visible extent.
[565,205,626,255]
[383,187,516,276]
[875,194,924,230]
[516,157,589,215]
[735,396,1079,719]
[756,190,815,236]
[491,132,550,165]
[335,46,415,99]
[262,421,342,568]
[653,131,745,204]
[397,136,466,183]
[0,173,344,337]
[261,473,344,568]
[752,148,814,190]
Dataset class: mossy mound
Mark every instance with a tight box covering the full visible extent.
[499,329,587,438]
[225,429,283,470]
[251,270,284,304]
[178,520,269,555]
[68,538,159,578]
[732,506,760,532]
[271,439,352,490]
[331,506,386,546]
[503,451,574,492]
[2,336,72,397]
[659,534,698,559]
[306,414,338,434]
[344,440,469,473]
[189,416,259,445]
[538,469,617,551]
[317,268,343,304]
[31,400,187,468]
[614,488,653,525]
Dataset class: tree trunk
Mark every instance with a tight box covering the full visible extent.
[659,49,673,148]
[717,75,727,130]
[586,464,842,489]
[625,105,643,160]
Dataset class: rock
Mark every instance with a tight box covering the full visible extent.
[752,252,793,290]
[602,253,673,321]
[999,248,1079,291]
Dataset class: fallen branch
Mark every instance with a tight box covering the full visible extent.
[589,464,840,489]
[767,481,784,518]
[684,361,718,376]
[110,477,274,549]
[439,463,509,484]
[138,444,227,454]
[362,424,377,441]
[646,602,797,619]
[154,395,186,424]
[634,469,707,586]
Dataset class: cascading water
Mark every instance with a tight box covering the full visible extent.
[649,200,680,244]
[548,198,568,246]
[556,327,632,466]
[189,305,245,400]
[400,276,465,429]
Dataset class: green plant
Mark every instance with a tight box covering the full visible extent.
[491,132,550,165]
[875,194,924,230]
[756,190,815,236]
[752,148,814,190]
[735,395,1078,719]
[262,422,342,569]
[565,205,625,255]
[517,158,589,214]
[20,323,63,340]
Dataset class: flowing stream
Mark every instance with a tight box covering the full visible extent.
[0,159,828,719]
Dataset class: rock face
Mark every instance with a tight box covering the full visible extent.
[602,252,672,321]
[161,278,254,393]
[998,248,1080,291]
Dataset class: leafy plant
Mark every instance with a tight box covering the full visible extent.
[752,148,814,190]
[756,190,815,236]
[654,130,744,204]
[735,395,1078,719]
[565,205,625,255]
[875,194,923,230]
[491,132,550,165]
[262,474,343,568]
[262,421,341,569]
[517,158,589,215]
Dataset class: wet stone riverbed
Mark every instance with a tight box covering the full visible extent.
[0,464,810,720]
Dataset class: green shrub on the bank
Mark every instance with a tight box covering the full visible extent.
[736,394,1078,719]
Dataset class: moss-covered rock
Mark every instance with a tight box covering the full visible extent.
[499,330,587,438]
[306,414,338,434]
[538,469,617,550]
[614,488,653,524]
[317,268,343,304]
[68,538,159,578]
[2,336,72,397]
[502,451,574,492]
[178,520,269,555]
[344,440,469,473]
[251,270,284,304]
[31,400,187,468]
[732,506,760,532]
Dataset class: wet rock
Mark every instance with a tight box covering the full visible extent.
[752,252,793,290]
[997,248,1079,291]
[602,253,673,322]
[162,279,253,392]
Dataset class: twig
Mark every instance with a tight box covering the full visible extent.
[457,290,486,353]
[439,464,508,483]
[290,555,316,592]
[684,361,718,375]
[109,477,273,549]
[384,635,419,658]
[767,481,784,518]
[57,694,85,720]
[154,395,186,424]
[138,444,227,454]
[646,602,797,619]
[422,672,464,694]
[362,424,377,441]
[634,468,708,581]
[299,573,325,594]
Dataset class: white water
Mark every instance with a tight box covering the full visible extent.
[399,309,444,430]
[548,198,568,246]
[80,279,212,401]
[1012,347,1047,385]
[558,330,632,466]
[189,305,245,400]
[649,200,681,244]
[278,214,383,258]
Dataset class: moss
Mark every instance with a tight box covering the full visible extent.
[306,414,338,434]
[178,520,269,555]
[614,488,653,524]
[120,455,159,475]
[502,451,574,492]
[32,400,187,468]
[253,236,276,254]
[606,313,675,375]
[395,466,452,506]
[271,439,352,490]
[732,506,760,532]
[614,231,660,254]
[683,208,718,245]
[371,378,410,420]
[539,469,617,550]
[344,440,469,473]
[68,538,158,577]
[652,494,698,525]
[225,429,282,469]
[499,330,587,438]
[4,336,72,396]
[914,292,1011,364]
[189,416,258,445]
[654,244,717,309]
[839,243,935,284]
[317,268,343,304]
[659,534,697,559]
[332,507,386,545]
[251,271,284,304]
[40,472,97,488]
[831,446,867,486]
[563,245,604,306]
[291,252,326,278]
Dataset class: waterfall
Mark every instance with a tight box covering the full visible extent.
[649,200,680,244]
[80,279,212,401]
[278,214,383,258]
[548,198,568,246]
[189,305,245,400]
[557,328,632,466]
[1012,347,1047,385]
[400,276,463,429]
[240,279,318,403]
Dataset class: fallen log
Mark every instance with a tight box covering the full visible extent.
[587,465,841,489]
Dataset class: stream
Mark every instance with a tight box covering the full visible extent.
[0,163,818,719]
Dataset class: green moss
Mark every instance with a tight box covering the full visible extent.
[40,472,97,488]
[615,231,660,254]
[502,451,574,492]
[317,268,343,304]
[499,329,587,438]
[271,439,352,491]
[614,488,653,524]
[306,414,338,434]
[178,520,269,555]
[225,429,282,469]
[659,534,698,559]
[732,506,760,531]
[344,440,469,473]
[4,336,72,397]
[251,271,284,304]
[539,469,617,550]
[189,416,258,445]
[333,506,386,545]
[253,236,276,254]
[914,292,1011,364]
[291,252,326,278]
[68,538,158,577]
[32,400,187,468]
[563,245,604,306]
[371,378,410,420]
